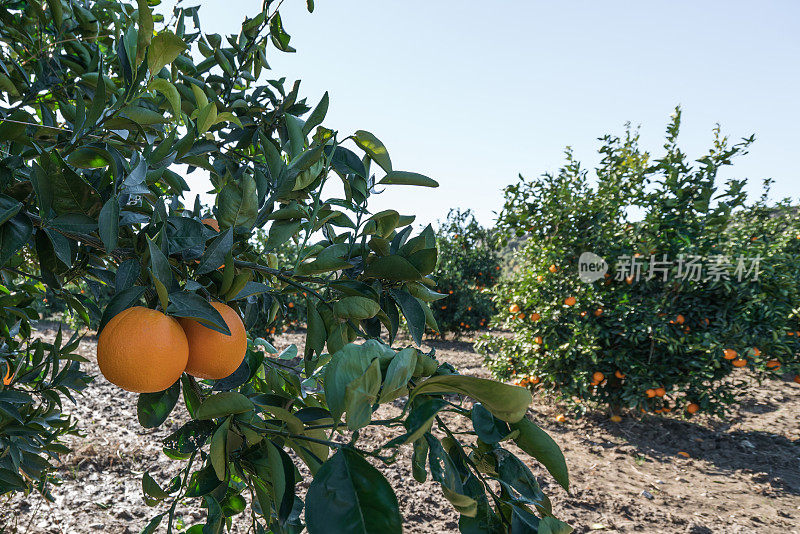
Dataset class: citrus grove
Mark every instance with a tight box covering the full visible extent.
[477,111,800,416]
[0,1,572,533]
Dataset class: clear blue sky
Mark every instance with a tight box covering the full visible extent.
[162,1,799,229]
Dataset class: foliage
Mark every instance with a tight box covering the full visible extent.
[0,1,571,532]
[432,209,500,336]
[477,110,800,416]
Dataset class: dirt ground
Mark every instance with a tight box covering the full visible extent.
[2,325,799,533]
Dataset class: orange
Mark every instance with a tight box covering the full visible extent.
[702,318,710,326]
[789,332,795,336]
[534,336,543,345]
[594,308,603,317]
[179,302,247,380]
[610,415,622,423]
[564,296,576,306]
[614,370,625,379]
[686,403,699,414]
[554,414,566,423]
[537,275,544,282]
[677,451,690,458]
[722,349,737,360]
[731,358,747,368]
[531,312,541,322]
[97,307,188,393]
[528,376,540,385]
[765,360,781,370]
[645,388,656,398]
[675,314,685,325]
[509,304,520,313]
[752,347,761,357]
[625,276,634,285]
[592,371,605,384]
[549,264,557,273]
[794,375,800,384]
[517,313,526,320]
[654,387,666,397]
[2,362,13,386]
[580,311,587,317]
[288,302,295,308]
[202,218,220,231]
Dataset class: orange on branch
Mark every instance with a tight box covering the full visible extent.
[179,302,247,380]
[97,307,188,393]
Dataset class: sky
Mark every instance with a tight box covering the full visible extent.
[159,0,800,229]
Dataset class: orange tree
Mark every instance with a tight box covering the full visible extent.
[0,1,572,532]
[431,209,500,336]
[477,110,800,416]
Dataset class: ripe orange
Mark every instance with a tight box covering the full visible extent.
[179,302,247,380]
[610,415,622,423]
[564,296,576,306]
[97,307,188,393]
[794,375,800,384]
[536,275,544,282]
[654,387,666,397]
[528,376,540,385]
[509,304,520,313]
[731,358,747,368]
[645,388,656,398]
[531,312,541,322]
[554,414,566,423]
[614,370,625,379]
[625,276,634,285]
[534,336,543,345]
[202,218,220,231]
[722,349,737,360]
[765,360,781,370]
[675,314,685,325]
[580,311,587,317]
[686,403,699,414]
[2,363,13,386]
[592,371,605,383]
[549,264,557,273]
[517,313,526,320]
[752,347,761,357]
[594,308,603,317]
[677,451,690,458]
[702,318,710,326]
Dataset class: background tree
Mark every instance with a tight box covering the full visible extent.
[478,110,800,416]
[0,1,571,532]
[431,209,500,337]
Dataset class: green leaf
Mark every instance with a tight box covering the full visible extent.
[343,357,381,430]
[306,448,402,534]
[98,197,119,252]
[0,213,33,268]
[471,403,512,444]
[149,78,181,117]
[510,417,569,492]
[333,296,380,320]
[353,130,392,173]
[323,341,394,423]
[196,227,233,275]
[196,102,217,135]
[66,147,112,169]
[195,392,254,420]
[302,91,329,135]
[137,380,181,428]
[363,255,421,281]
[411,437,428,483]
[378,171,438,188]
[146,235,172,290]
[210,417,230,480]
[148,31,188,74]
[411,375,532,423]
[388,289,426,346]
[166,291,231,335]
[136,0,154,65]
[217,175,258,230]
[266,219,301,250]
[379,347,416,403]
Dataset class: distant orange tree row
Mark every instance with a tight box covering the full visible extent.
[477,109,800,416]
